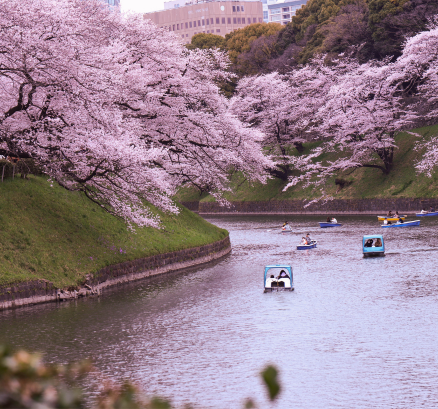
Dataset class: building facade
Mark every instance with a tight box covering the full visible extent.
[268,0,307,25]
[145,1,264,44]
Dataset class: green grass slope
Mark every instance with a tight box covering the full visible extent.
[177,124,438,203]
[0,176,228,288]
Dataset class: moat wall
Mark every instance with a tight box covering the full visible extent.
[0,236,231,310]
[180,198,438,214]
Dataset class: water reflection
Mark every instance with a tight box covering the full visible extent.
[1,215,438,408]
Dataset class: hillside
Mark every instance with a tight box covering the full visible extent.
[176,124,438,204]
[0,177,228,288]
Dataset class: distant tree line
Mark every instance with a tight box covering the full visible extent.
[188,0,438,76]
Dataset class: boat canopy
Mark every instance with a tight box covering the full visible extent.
[362,235,384,253]
[264,265,293,284]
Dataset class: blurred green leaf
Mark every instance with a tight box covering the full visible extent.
[260,365,281,401]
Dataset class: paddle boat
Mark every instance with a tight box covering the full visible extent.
[319,222,342,228]
[377,215,406,221]
[363,235,385,257]
[416,211,438,217]
[297,239,317,250]
[381,220,420,228]
[264,265,294,292]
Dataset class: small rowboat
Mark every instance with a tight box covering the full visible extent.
[381,220,420,228]
[416,211,438,217]
[297,240,317,250]
[319,222,342,228]
[377,215,406,221]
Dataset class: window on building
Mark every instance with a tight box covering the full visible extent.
[271,8,281,14]
[237,5,240,11]
[282,7,289,12]
[181,35,184,38]
[227,17,231,24]
[216,29,221,33]
[242,17,245,24]
[232,5,236,12]
[193,21,196,27]
[270,15,281,21]
[258,18,262,22]
[210,18,213,24]
[222,17,226,24]
[216,17,220,24]
[253,17,257,23]
[233,17,237,24]
[241,6,244,11]
[207,30,209,33]
[186,34,188,37]
[185,22,188,29]
[283,14,290,19]
[198,20,201,26]
[237,17,241,24]
[190,21,192,28]
[177,23,179,30]
[206,19,209,25]
[173,24,175,31]
[202,19,204,25]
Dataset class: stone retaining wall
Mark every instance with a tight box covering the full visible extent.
[0,236,231,310]
[195,198,438,214]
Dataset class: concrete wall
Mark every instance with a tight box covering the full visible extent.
[0,236,231,310]
[181,198,438,214]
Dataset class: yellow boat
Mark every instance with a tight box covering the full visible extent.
[377,215,407,221]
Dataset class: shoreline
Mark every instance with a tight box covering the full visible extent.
[181,198,438,215]
[0,236,231,311]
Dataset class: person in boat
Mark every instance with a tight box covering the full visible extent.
[387,210,393,217]
[375,238,382,247]
[383,218,392,225]
[397,216,404,223]
[305,233,313,244]
[326,217,331,222]
[277,270,290,280]
[282,221,291,231]
[395,211,400,217]
[430,206,435,212]
[364,239,373,247]
[301,237,307,245]
[420,208,428,214]
[331,217,337,223]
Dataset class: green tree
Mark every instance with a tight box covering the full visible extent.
[186,33,226,50]
[225,23,284,65]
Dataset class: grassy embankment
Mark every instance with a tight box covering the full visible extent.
[177,124,438,203]
[0,176,228,288]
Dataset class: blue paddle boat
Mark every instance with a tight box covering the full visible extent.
[416,211,438,217]
[319,222,342,228]
[264,265,294,292]
[381,220,420,228]
[297,240,317,250]
[363,235,385,257]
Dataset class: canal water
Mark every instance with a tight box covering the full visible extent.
[1,215,438,409]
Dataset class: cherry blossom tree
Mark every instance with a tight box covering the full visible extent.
[285,56,418,191]
[0,0,270,227]
[229,57,337,181]
[394,18,438,175]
